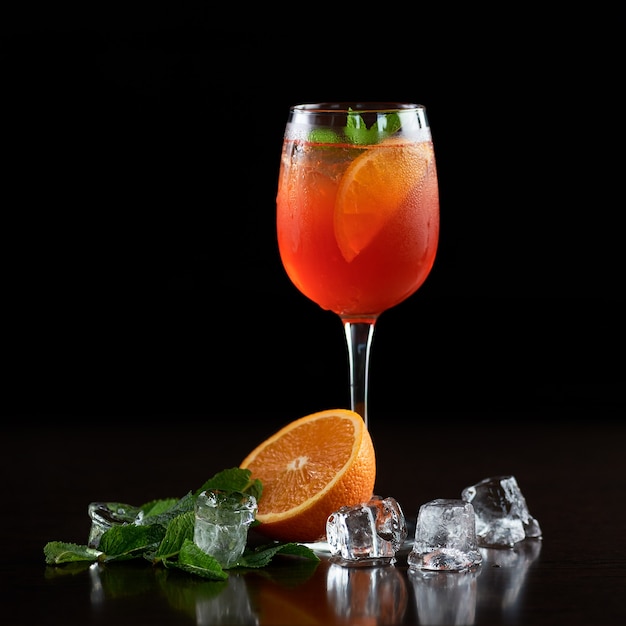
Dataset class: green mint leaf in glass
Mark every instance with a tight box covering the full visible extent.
[381,112,402,135]
[44,541,101,565]
[344,108,403,145]
[308,128,341,143]
[344,109,371,145]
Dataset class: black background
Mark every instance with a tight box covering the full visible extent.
[2,5,623,425]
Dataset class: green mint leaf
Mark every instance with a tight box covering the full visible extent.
[151,510,195,562]
[345,110,371,145]
[308,128,341,143]
[43,541,101,565]
[43,467,320,583]
[195,468,263,503]
[268,542,320,560]
[239,542,320,568]
[344,108,403,145]
[99,523,166,561]
[172,539,229,581]
[306,109,404,146]
[383,112,402,135]
[137,497,180,519]
[136,492,195,527]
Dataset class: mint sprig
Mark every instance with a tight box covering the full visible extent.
[44,542,102,564]
[344,109,402,145]
[43,467,319,580]
[194,467,263,502]
[307,109,403,145]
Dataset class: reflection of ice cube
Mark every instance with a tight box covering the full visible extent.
[409,567,480,625]
[461,475,542,548]
[195,573,259,626]
[326,495,407,566]
[408,499,482,572]
[478,540,542,615]
[327,563,408,624]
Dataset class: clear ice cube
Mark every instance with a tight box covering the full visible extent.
[408,498,483,572]
[461,475,542,548]
[193,489,257,568]
[326,495,408,566]
[87,502,141,548]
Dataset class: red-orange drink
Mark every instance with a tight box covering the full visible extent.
[277,123,439,319]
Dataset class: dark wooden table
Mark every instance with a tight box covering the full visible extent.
[3,411,624,625]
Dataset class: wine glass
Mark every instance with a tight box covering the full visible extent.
[276,102,439,428]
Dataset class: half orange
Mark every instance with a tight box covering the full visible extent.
[240,409,376,543]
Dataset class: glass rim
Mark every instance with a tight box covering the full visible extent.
[290,102,426,114]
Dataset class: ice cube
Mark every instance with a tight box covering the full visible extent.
[193,490,257,568]
[87,502,140,548]
[407,498,483,572]
[326,495,407,566]
[461,475,542,548]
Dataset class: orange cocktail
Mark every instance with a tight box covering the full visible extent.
[276,124,439,320]
[276,103,440,427]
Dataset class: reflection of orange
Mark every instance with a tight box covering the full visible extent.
[250,567,333,626]
[334,140,434,262]
[240,409,376,542]
[256,584,325,626]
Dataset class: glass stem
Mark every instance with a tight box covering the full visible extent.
[342,321,376,429]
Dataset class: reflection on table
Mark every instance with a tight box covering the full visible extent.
[327,563,408,624]
[407,539,542,626]
[55,537,542,626]
[409,567,480,625]
[477,540,542,623]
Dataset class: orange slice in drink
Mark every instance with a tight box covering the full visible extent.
[239,409,376,543]
[334,141,433,262]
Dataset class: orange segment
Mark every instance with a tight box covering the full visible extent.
[239,409,376,543]
[334,141,433,262]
